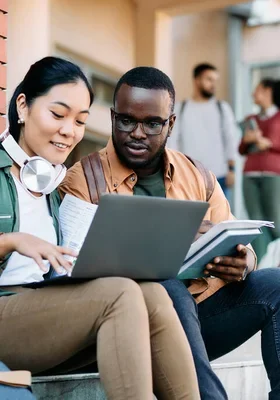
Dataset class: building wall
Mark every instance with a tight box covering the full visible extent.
[242,23,280,64]
[7,0,51,99]
[50,0,136,75]
[50,0,136,142]
[0,0,7,131]
[171,10,229,102]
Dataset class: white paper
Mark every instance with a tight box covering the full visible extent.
[59,194,98,260]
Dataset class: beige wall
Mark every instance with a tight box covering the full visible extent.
[50,0,136,75]
[171,10,229,102]
[242,23,280,64]
[8,0,51,98]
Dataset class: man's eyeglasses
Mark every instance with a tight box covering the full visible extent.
[112,110,173,136]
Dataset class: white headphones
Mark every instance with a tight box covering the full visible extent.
[0,128,66,194]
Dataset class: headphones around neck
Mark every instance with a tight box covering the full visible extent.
[0,128,66,194]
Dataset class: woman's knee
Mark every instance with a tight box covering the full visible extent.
[82,277,148,317]
[99,277,145,301]
[140,281,172,310]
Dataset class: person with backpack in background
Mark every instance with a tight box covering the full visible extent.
[168,63,238,199]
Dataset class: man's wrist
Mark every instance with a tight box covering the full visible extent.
[246,246,257,273]
[228,165,235,172]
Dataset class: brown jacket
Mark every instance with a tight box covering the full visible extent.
[59,138,255,303]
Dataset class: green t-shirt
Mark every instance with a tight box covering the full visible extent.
[133,169,166,198]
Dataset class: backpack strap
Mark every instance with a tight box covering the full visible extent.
[81,151,214,203]
[177,100,187,150]
[216,100,226,149]
[81,152,106,204]
[186,155,215,202]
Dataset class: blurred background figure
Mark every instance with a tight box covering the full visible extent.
[239,78,280,260]
[168,63,237,200]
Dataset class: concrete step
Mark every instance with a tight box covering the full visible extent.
[212,361,269,400]
[32,373,105,400]
[32,361,269,400]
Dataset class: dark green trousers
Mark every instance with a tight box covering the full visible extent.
[243,175,280,261]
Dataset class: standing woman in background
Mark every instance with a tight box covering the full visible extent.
[239,78,280,260]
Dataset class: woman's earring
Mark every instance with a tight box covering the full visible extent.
[17,118,24,125]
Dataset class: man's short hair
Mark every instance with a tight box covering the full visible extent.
[193,63,217,79]
[113,67,175,112]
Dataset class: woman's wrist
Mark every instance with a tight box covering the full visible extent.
[0,232,16,260]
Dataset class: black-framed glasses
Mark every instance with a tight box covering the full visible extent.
[112,109,173,136]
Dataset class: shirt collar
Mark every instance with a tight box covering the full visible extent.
[105,137,175,188]
[260,105,279,120]
[0,149,13,169]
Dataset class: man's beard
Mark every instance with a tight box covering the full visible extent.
[200,89,214,99]
[112,133,168,172]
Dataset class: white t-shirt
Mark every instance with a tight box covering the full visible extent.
[0,175,57,286]
[168,98,238,179]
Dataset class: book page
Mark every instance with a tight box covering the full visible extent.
[59,194,98,259]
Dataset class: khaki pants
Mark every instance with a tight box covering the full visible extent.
[0,278,200,400]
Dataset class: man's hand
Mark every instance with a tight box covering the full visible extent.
[194,220,214,242]
[226,171,235,188]
[204,244,249,282]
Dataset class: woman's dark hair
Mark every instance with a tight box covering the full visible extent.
[260,78,280,108]
[260,78,275,90]
[272,80,280,109]
[8,56,94,142]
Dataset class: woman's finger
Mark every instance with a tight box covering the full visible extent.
[33,254,48,272]
[55,253,73,272]
[47,255,65,275]
[57,246,78,257]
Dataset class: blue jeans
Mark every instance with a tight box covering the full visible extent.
[161,269,280,400]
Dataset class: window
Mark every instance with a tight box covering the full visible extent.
[65,134,108,168]
[91,76,116,106]
[55,48,118,106]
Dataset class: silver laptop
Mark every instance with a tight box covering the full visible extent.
[68,194,208,280]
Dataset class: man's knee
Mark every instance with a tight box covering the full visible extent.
[247,268,280,305]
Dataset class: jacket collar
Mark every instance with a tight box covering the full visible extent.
[0,149,13,169]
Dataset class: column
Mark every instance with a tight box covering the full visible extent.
[7,0,51,99]
[0,0,7,131]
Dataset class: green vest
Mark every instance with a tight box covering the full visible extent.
[0,150,62,292]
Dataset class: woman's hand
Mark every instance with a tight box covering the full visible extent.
[256,136,272,151]
[2,233,77,274]
[243,129,262,144]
